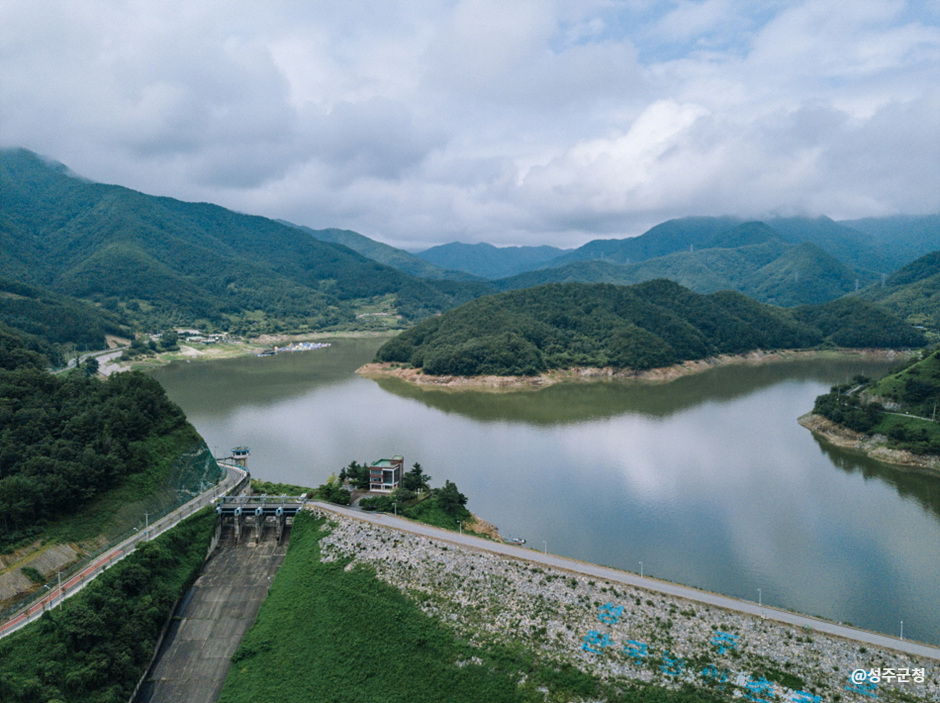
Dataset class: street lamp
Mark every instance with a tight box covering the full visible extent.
[757,588,762,606]
[542,540,547,555]
[639,561,643,578]
[900,620,904,640]
[457,520,462,535]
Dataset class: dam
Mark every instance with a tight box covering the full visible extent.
[132,500,299,703]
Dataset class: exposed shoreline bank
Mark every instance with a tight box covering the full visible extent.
[798,412,940,475]
[357,348,911,390]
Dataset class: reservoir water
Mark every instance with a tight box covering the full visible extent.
[152,338,940,645]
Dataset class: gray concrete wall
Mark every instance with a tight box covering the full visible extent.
[133,520,289,703]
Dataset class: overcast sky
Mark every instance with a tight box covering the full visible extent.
[2,1,939,250]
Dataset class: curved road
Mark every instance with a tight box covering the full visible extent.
[0,464,247,640]
[311,501,940,662]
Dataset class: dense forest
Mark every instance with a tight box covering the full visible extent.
[0,328,199,548]
[0,148,488,335]
[375,280,926,377]
[0,509,216,703]
[0,278,128,358]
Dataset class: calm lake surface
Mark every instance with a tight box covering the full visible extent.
[152,339,940,645]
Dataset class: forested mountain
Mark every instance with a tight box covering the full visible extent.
[494,223,869,306]
[285,223,482,282]
[0,322,57,371]
[547,215,932,274]
[546,216,742,268]
[0,278,128,355]
[4,147,936,339]
[0,149,486,335]
[764,216,884,272]
[416,242,568,279]
[375,280,925,377]
[419,215,936,308]
[0,324,202,548]
[859,248,940,327]
[844,214,940,270]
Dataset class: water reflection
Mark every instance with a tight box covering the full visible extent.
[373,356,896,424]
[812,434,940,525]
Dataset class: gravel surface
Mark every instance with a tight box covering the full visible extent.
[316,510,937,703]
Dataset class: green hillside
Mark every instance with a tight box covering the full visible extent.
[812,350,940,456]
[496,223,870,306]
[859,249,940,329]
[0,278,128,356]
[547,216,742,267]
[764,216,884,272]
[0,148,483,335]
[375,280,925,377]
[743,241,867,306]
[791,297,925,347]
[0,360,208,550]
[844,214,940,269]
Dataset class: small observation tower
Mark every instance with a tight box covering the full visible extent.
[231,446,251,468]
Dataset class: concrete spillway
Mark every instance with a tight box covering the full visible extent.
[133,519,290,703]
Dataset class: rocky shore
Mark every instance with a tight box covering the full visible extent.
[357,349,908,390]
[314,510,937,702]
[799,413,940,474]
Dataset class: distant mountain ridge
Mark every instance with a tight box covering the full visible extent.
[406,215,938,308]
[416,242,569,279]
[282,223,483,282]
[0,148,487,334]
[491,222,875,306]
[3,146,938,337]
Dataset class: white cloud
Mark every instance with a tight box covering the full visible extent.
[1,0,938,249]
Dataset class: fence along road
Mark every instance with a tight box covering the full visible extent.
[310,501,940,662]
[0,463,248,641]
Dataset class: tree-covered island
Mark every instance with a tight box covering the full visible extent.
[365,280,925,383]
